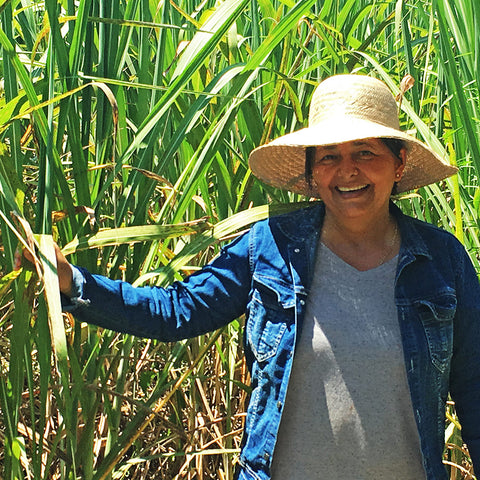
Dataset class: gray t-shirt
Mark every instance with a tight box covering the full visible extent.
[270,242,425,479]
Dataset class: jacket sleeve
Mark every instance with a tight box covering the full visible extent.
[63,231,252,341]
[449,244,480,474]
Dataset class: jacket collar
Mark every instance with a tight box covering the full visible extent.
[391,202,432,261]
[275,202,325,242]
[276,202,430,255]
[274,201,432,285]
[275,200,432,273]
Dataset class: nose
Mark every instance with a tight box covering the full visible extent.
[338,155,358,177]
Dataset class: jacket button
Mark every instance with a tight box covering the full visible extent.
[299,299,305,306]
[294,248,300,253]
[277,401,282,410]
[263,452,270,461]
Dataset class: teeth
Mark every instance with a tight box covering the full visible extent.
[337,184,368,192]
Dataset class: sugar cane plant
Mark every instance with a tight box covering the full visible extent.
[0,0,478,478]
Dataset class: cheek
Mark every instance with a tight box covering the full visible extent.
[365,162,398,183]
[311,171,331,193]
[312,165,333,183]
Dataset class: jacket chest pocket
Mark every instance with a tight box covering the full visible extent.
[415,295,456,372]
[246,277,295,363]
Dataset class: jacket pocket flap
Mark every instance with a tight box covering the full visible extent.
[252,274,296,310]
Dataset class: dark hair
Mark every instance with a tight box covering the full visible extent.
[304,138,406,193]
[381,138,406,196]
[380,138,405,160]
[305,146,316,189]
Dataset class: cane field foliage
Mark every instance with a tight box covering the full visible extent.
[0,0,479,478]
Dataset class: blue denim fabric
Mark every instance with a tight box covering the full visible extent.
[67,203,480,480]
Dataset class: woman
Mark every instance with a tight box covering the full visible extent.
[51,75,479,479]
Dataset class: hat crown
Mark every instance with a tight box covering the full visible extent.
[308,75,400,130]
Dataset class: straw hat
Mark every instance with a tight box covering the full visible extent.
[248,74,457,196]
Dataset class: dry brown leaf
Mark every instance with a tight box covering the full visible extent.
[130,166,174,186]
[52,206,96,228]
[395,74,415,107]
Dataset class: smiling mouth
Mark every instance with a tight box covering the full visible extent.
[336,184,369,193]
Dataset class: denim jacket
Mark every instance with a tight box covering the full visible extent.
[69,203,480,479]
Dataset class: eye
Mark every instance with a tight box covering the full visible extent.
[314,154,338,166]
[355,150,376,161]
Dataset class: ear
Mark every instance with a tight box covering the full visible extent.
[395,148,407,180]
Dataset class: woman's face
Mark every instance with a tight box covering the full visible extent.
[311,138,405,224]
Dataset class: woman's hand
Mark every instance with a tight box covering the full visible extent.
[53,243,73,296]
[23,242,73,296]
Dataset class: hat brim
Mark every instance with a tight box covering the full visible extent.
[248,117,458,196]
